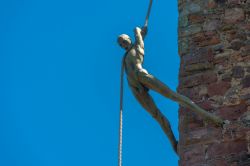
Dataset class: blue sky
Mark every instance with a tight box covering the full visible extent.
[0,0,179,165]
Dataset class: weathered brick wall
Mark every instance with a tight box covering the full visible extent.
[177,0,250,165]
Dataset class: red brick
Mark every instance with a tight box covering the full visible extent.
[207,141,247,158]
[179,86,208,101]
[197,100,214,111]
[228,0,243,5]
[185,127,223,145]
[181,48,213,65]
[192,31,221,47]
[232,66,245,78]
[224,8,245,24]
[222,126,249,142]
[192,33,221,47]
[217,102,247,121]
[242,75,250,88]
[241,45,250,57]
[230,39,246,51]
[207,0,217,8]
[208,159,228,166]
[181,145,205,165]
[187,115,206,130]
[226,30,238,42]
[188,14,205,24]
[180,71,218,88]
[208,81,231,96]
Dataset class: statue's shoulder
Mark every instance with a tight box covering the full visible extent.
[135,44,144,56]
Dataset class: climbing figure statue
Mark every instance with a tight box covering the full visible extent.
[118,26,229,154]
[117,0,229,157]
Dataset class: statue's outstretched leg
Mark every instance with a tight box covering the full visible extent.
[137,71,225,127]
[129,86,178,154]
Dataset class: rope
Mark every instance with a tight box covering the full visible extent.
[118,56,125,166]
[144,0,153,27]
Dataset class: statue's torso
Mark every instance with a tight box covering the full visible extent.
[124,45,145,89]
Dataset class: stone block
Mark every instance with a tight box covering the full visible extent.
[181,24,202,37]
[192,32,221,47]
[208,81,231,96]
[217,102,247,120]
[240,111,250,127]
[181,145,205,165]
[230,39,246,51]
[179,38,189,56]
[227,0,240,4]
[207,141,248,158]
[184,62,213,73]
[180,71,218,88]
[203,20,220,31]
[188,3,201,14]
[182,48,214,65]
[215,0,227,5]
[207,159,228,166]
[198,100,215,110]
[180,86,209,103]
[242,75,250,88]
[222,72,233,82]
[224,8,245,24]
[232,66,245,78]
[227,0,249,5]
[188,14,205,24]
[206,0,217,9]
[179,15,189,27]
[241,45,250,57]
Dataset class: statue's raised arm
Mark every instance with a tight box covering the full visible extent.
[134,27,145,50]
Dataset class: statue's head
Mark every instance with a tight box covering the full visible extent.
[117,34,132,50]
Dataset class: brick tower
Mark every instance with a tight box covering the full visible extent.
[177,0,250,165]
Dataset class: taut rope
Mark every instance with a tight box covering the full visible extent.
[144,0,153,27]
[118,56,125,166]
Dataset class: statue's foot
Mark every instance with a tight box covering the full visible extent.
[174,141,179,155]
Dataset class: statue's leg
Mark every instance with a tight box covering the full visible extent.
[130,86,178,154]
[137,71,225,126]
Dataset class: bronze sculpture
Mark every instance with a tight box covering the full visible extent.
[117,26,228,154]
